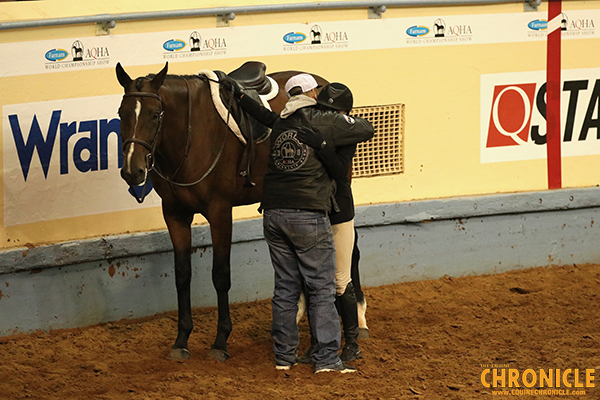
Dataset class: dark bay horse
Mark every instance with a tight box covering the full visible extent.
[116,62,332,361]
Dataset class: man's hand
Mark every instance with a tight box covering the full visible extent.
[295,126,327,150]
[220,76,244,99]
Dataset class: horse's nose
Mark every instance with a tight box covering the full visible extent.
[120,166,146,187]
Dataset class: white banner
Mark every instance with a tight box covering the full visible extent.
[0,10,597,78]
[2,96,160,226]
[480,68,600,164]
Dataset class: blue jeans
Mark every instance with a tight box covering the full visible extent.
[263,209,342,369]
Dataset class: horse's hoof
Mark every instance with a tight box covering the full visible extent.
[167,348,191,360]
[358,328,370,339]
[208,348,230,362]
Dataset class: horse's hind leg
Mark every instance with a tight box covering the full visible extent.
[351,228,369,339]
[207,204,234,362]
[163,206,195,360]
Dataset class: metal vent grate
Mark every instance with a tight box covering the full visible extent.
[351,103,405,178]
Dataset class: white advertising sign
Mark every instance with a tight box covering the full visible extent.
[481,68,600,163]
[0,10,597,78]
[2,96,161,226]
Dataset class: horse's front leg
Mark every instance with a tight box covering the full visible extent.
[207,203,234,362]
[163,205,195,360]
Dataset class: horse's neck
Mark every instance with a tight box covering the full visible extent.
[155,78,196,172]
[157,77,218,175]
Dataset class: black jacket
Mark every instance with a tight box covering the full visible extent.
[240,94,373,214]
[324,144,357,225]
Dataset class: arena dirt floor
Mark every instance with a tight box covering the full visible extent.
[1,263,600,400]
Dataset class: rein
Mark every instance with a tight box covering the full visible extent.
[122,77,229,203]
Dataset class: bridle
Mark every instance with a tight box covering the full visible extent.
[121,78,229,203]
[122,91,165,203]
[122,91,164,171]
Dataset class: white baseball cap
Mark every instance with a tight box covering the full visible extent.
[284,73,321,97]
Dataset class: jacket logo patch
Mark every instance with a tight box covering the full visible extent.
[343,115,355,124]
[272,130,308,171]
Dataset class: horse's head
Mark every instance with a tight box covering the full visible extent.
[116,62,168,187]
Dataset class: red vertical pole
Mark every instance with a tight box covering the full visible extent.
[546,0,562,189]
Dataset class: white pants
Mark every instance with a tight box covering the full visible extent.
[332,219,355,296]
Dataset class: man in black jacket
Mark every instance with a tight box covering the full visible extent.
[226,73,373,373]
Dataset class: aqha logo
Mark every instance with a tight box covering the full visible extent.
[306,25,348,45]
[203,37,227,49]
[447,25,472,36]
[432,18,472,37]
[569,18,595,30]
[323,31,348,43]
[190,32,202,51]
[71,40,84,61]
[86,46,110,59]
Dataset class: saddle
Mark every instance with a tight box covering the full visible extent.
[214,61,276,187]
[215,61,273,143]
[228,61,273,95]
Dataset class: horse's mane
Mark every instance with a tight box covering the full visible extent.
[133,74,208,92]
[145,74,207,81]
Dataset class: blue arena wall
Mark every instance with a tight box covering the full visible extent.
[1,187,600,336]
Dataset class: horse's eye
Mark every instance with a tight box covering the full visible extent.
[153,112,161,119]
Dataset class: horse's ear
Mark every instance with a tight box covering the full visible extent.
[151,62,168,90]
[116,62,133,89]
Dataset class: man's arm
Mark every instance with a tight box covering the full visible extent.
[295,127,349,181]
[239,94,279,128]
[222,75,279,128]
[321,113,375,147]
